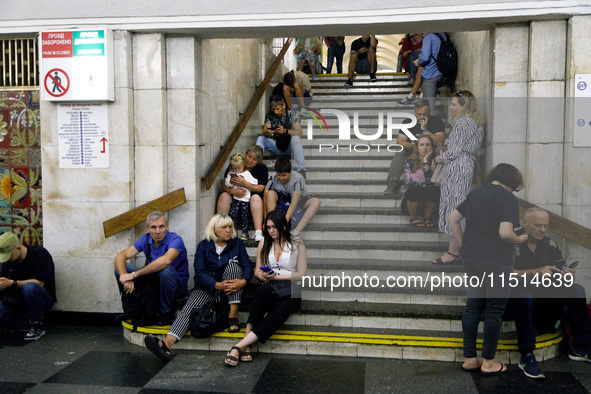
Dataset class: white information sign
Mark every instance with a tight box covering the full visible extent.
[58,104,109,168]
[574,74,591,147]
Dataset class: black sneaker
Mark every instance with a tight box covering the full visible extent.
[344,79,353,88]
[569,346,591,363]
[24,325,46,341]
[518,353,545,378]
[370,73,377,82]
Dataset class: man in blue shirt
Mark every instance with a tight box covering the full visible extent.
[415,32,445,112]
[114,211,189,325]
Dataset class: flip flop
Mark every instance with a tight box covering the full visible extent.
[144,335,172,362]
[225,346,242,367]
[461,365,481,373]
[480,363,508,377]
[228,318,241,333]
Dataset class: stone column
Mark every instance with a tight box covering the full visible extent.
[166,37,200,272]
[41,30,136,312]
[564,15,591,289]
[490,24,529,198]
[526,20,567,215]
[132,34,167,214]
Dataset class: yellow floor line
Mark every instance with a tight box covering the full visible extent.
[122,321,563,350]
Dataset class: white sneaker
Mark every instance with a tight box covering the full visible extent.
[254,230,263,242]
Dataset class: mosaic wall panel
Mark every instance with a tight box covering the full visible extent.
[0,90,42,245]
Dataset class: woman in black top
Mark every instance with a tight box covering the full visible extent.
[448,163,528,376]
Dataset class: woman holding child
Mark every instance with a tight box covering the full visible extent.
[217,145,268,242]
[225,210,307,367]
[432,90,484,264]
[144,213,253,362]
[401,134,440,227]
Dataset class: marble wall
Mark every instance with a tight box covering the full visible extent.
[488,19,591,297]
[41,33,274,312]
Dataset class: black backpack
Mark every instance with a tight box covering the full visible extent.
[432,33,458,80]
[121,243,160,329]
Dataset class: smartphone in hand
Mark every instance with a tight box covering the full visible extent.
[259,266,275,274]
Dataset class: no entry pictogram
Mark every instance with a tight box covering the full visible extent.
[44,68,70,97]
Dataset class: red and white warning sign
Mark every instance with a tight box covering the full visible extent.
[44,68,70,98]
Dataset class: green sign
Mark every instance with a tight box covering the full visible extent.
[72,30,105,56]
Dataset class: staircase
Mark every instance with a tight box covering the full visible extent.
[124,72,563,363]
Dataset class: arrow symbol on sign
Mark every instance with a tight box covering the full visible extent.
[100,137,108,153]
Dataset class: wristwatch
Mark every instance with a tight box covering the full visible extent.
[11,279,17,289]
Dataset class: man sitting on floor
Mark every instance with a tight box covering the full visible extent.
[0,232,56,341]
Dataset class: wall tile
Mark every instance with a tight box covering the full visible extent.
[525,143,563,205]
[166,37,197,89]
[134,145,167,201]
[530,20,567,81]
[494,25,529,82]
[113,30,133,89]
[132,34,165,89]
[168,90,197,146]
[134,89,167,146]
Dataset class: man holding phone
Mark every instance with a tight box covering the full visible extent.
[508,207,591,379]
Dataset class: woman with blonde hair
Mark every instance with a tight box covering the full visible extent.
[144,213,253,361]
[432,90,484,264]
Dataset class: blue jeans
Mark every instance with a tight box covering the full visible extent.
[407,50,421,78]
[421,74,445,114]
[462,264,511,360]
[326,45,345,74]
[0,282,55,327]
[115,263,187,314]
[508,284,591,355]
[256,135,306,171]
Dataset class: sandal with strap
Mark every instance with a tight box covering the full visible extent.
[424,219,435,228]
[225,346,243,367]
[410,218,424,227]
[144,334,172,362]
[432,251,461,265]
[228,317,241,333]
[240,346,253,362]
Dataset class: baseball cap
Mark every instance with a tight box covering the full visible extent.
[0,232,19,263]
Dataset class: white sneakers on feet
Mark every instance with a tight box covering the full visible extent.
[253,230,263,242]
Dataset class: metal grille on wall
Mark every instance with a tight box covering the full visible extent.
[1,38,39,88]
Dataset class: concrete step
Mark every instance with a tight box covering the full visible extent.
[306,179,388,194]
[303,223,445,243]
[314,191,402,207]
[123,299,563,362]
[311,206,404,224]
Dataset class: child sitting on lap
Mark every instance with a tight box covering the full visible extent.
[225,153,258,240]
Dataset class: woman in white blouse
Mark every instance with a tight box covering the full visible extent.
[225,210,307,367]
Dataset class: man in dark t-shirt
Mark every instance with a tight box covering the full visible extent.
[345,35,378,87]
[0,232,56,340]
[384,99,446,194]
[507,207,591,379]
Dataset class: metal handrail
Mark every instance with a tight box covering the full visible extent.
[203,38,293,189]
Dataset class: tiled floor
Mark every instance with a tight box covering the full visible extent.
[0,325,589,393]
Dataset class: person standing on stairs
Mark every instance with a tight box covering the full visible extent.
[432,91,484,265]
[448,163,527,376]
